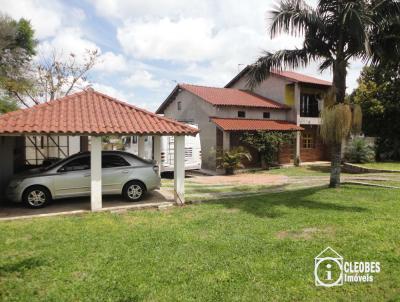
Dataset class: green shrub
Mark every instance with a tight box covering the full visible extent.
[217,147,252,175]
[344,138,375,163]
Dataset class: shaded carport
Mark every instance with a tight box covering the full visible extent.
[0,88,198,212]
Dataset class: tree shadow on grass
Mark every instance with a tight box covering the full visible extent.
[215,185,367,218]
[0,257,46,276]
[306,165,331,174]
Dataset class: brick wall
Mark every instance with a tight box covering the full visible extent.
[278,142,294,164]
[300,125,329,162]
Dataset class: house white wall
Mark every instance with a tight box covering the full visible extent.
[163,89,289,170]
[164,90,219,170]
[215,106,287,120]
[229,74,291,104]
[162,73,331,170]
[232,75,329,126]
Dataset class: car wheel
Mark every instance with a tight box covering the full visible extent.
[23,186,51,208]
[123,181,146,202]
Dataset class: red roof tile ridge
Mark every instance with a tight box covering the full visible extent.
[0,90,87,118]
[91,90,197,132]
[179,83,229,90]
[239,90,290,109]
[211,117,297,123]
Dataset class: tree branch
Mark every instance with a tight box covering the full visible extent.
[13,92,30,108]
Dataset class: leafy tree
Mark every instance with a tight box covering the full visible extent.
[241,131,294,168]
[0,95,18,113]
[351,64,400,160]
[246,0,400,187]
[0,15,37,107]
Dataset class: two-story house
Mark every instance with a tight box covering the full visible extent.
[156,66,331,171]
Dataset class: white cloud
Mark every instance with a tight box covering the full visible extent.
[36,27,100,66]
[118,17,218,62]
[92,82,134,102]
[0,0,63,39]
[88,0,209,20]
[94,51,128,73]
[103,0,362,91]
[0,0,87,40]
[123,70,167,89]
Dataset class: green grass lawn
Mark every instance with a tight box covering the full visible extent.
[162,179,272,195]
[357,162,400,171]
[353,180,400,188]
[1,185,400,301]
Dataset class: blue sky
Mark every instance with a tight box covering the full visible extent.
[1,0,363,111]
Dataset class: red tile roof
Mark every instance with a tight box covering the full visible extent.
[0,89,198,135]
[225,66,332,87]
[157,84,289,113]
[211,117,303,132]
[272,70,331,86]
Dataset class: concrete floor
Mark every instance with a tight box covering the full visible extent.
[0,189,174,221]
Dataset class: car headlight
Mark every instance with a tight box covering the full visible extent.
[9,179,23,188]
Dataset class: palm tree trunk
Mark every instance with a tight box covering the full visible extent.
[329,143,341,187]
[329,59,347,188]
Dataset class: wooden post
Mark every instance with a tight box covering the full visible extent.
[90,136,102,211]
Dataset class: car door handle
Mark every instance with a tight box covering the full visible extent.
[84,174,91,177]
[121,170,129,174]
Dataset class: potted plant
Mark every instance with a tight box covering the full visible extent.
[217,147,252,175]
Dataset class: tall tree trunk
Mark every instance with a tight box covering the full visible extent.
[333,60,347,104]
[330,143,342,187]
[330,59,347,188]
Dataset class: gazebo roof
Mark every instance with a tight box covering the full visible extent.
[0,89,198,136]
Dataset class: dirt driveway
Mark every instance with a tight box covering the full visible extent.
[190,173,288,186]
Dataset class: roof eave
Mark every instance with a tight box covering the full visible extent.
[155,84,181,114]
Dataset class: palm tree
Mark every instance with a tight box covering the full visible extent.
[247,0,400,187]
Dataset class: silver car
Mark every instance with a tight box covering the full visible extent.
[6,151,161,208]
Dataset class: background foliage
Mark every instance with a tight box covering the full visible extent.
[241,131,294,168]
[351,64,400,160]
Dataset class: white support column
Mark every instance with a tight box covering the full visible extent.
[90,136,102,211]
[295,131,301,166]
[174,135,185,205]
[138,136,145,158]
[153,135,161,176]
[294,83,301,125]
[223,131,230,151]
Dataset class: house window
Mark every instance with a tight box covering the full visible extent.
[177,101,182,111]
[132,136,138,144]
[302,133,315,149]
[263,112,270,119]
[300,94,319,117]
[238,111,246,118]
